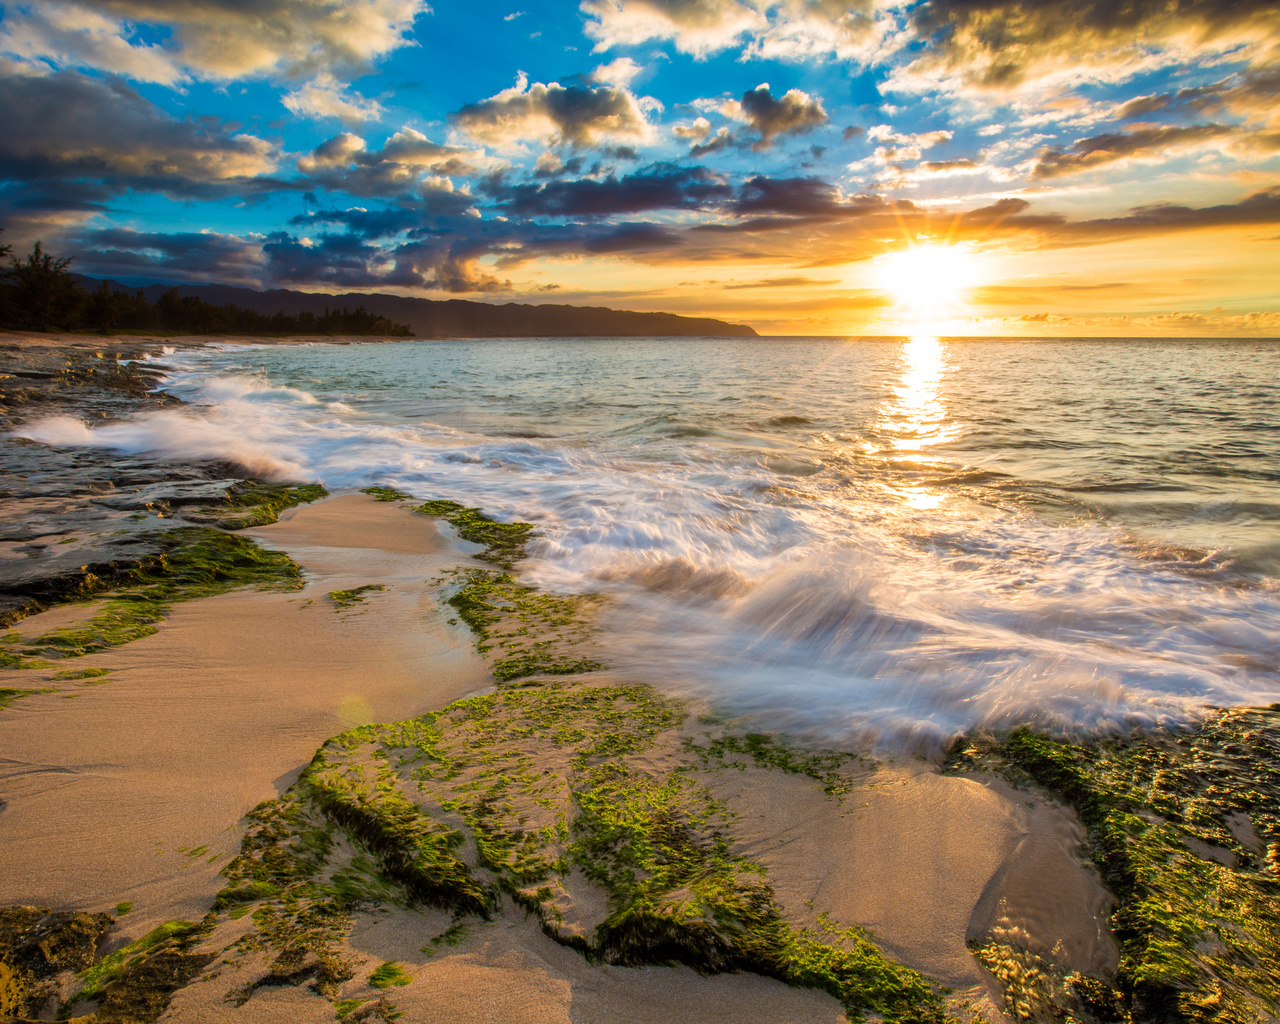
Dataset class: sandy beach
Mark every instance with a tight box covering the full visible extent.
[2,333,1276,1024]
[0,488,1121,1023]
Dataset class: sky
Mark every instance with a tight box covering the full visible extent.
[0,0,1277,336]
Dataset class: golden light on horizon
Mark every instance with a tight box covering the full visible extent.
[872,243,980,323]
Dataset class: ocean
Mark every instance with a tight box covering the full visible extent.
[22,336,1280,747]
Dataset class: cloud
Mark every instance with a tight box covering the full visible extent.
[0,0,428,83]
[1066,186,1280,239]
[866,124,953,162]
[581,0,765,59]
[591,55,643,88]
[892,0,1280,98]
[1117,69,1280,128]
[723,274,839,288]
[282,73,384,125]
[580,0,891,63]
[451,73,653,152]
[732,175,890,218]
[297,128,489,197]
[490,163,731,217]
[722,83,827,149]
[73,226,266,283]
[0,70,278,196]
[1031,124,1237,178]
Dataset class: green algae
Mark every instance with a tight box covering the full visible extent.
[74,920,207,1005]
[53,667,110,681]
[329,585,385,610]
[206,681,947,1022]
[191,481,328,530]
[949,706,1280,1024]
[0,686,54,708]
[443,568,604,682]
[685,732,865,798]
[359,487,414,503]
[367,962,411,989]
[0,906,210,1024]
[0,906,112,1019]
[9,528,302,661]
[970,940,1126,1023]
[112,903,132,917]
[412,500,533,569]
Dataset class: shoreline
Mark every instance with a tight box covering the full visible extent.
[0,337,1277,1024]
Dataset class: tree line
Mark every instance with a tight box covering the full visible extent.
[0,234,413,337]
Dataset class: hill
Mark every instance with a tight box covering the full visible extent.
[84,280,757,339]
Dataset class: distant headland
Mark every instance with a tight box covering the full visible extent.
[84,278,760,339]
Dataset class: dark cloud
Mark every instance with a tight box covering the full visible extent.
[297,129,485,198]
[734,84,828,149]
[0,70,278,198]
[450,77,648,150]
[1118,69,1280,124]
[1071,186,1280,237]
[583,223,686,253]
[491,164,731,218]
[907,0,1280,91]
[732,176,887,218]
[72,227,264,284]
[1032,124,1235,178]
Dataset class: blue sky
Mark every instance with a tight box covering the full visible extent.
[1,0,1278,334]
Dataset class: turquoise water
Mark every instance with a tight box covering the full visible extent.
[23,336,1280,746]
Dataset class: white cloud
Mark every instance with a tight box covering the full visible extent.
[0,0,427,84]
[282,73,384,125]
[451,73,653,151]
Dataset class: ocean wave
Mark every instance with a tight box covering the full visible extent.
[11,338,1279,747]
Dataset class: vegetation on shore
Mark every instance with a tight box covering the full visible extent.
[949,707,1280,1024]
[1,528,303,665]
[0,481,324,663]
[201,679,946,1023]
[5,484,1280,1024]
[0,235,411,336]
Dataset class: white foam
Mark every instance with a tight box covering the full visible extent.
[14,343,1279,748]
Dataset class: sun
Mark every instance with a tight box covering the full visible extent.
[872,243,979,321]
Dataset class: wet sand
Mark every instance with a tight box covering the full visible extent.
[0,492,1116,1023]
[0,495,491,934]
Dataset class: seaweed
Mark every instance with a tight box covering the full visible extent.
[191,481,328,531]
[207,682,948,1022]
[443,568,604,683]
[685,732,864,797]
[329,585,386,610]
[7,528,302,661]
[949,706,1280,1023]
[367,962,411,989]
[359,487,415,503]
[412,500,533,569]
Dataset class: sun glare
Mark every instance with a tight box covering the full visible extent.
[873,244,979,321]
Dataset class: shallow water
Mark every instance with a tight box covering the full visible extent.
[20,336,1280,747]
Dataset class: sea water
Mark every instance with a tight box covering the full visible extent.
[21,336,1280,747]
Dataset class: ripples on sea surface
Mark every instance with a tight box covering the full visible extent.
[23,336,1280,747]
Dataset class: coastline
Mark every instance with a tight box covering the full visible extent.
[0,336,1276,1024]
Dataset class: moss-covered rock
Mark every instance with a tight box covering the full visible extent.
[949,706,1280,1024]
[4,527,302,663]
[210,682,947,1022]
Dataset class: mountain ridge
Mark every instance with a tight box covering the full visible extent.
[78,278,758,339]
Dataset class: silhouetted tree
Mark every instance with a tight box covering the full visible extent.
[85,277,122,333]
[7,241,83,331]
[0,234,412,337]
